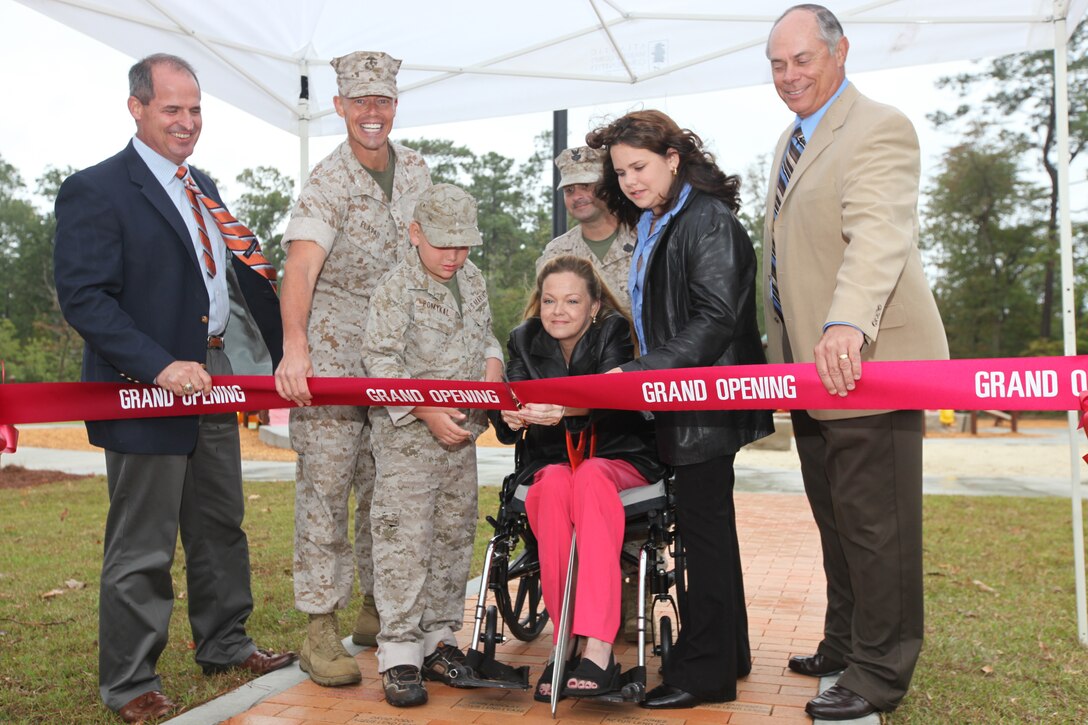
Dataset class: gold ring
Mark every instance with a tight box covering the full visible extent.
[838,353,849,361]
[182,383,194,395]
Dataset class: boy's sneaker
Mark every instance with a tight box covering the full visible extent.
[382,664,428,707]
[421,643,477,687]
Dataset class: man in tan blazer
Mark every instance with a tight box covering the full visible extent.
[763,5,948,720]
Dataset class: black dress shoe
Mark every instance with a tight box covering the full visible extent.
[805,684,877,721]
[641,684,703,709]
[788,652,846,677]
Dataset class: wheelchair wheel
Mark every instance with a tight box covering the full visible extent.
[658,615,673,671]
[483,605,499,661]
[494,548,549,641]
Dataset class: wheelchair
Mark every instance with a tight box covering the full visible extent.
[464,437,684,711]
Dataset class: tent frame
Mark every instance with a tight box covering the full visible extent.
[21,0,1088,645]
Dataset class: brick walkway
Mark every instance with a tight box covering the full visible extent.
[225,492,824,724]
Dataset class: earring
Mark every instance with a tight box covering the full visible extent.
[672,166,678,176]
[592,313,598,324]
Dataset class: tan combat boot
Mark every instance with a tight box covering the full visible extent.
[300,612,362,686]
[352,594,380,647]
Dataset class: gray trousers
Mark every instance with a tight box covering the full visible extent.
[99,348,256,711]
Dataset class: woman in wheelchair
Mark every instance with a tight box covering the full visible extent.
[491,255,666,700]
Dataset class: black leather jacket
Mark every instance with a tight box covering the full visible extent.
[490,314,666,485]
[620,190,773,465]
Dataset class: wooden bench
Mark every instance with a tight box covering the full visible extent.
[969,410,1018,434]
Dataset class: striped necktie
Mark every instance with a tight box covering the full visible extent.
[770,126,806,317]
[176,167,277,284]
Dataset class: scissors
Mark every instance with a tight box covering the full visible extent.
[501,371,523,410]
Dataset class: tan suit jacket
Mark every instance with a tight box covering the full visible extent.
[763,84,948,420]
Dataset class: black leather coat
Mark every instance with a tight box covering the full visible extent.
[491,314,666,485]
[620,190,773,465]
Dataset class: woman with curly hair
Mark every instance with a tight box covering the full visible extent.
[586,110,773,709]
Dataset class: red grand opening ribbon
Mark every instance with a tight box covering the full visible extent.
[2,356,1087,431]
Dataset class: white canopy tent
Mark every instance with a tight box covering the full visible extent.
[16,0,1088,644]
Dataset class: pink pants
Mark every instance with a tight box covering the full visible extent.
[525,457,649,644]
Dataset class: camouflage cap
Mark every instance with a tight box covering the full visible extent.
[414,183,483,248]
[555,145,605,189]
[331,50,401,99]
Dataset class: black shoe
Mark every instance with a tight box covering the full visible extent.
[382,664,428,707]
[805,684,877,721]
[421,643,477,688]
[534,654,580,703]
[561,652,621,698]
[788,652,846,677]
[641,683,702,709]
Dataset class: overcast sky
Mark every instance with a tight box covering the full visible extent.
[3,1,1084,217]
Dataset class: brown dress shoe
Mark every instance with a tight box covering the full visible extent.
[203,647,298,676]
[117,690,175,723]
[235,647,298,675]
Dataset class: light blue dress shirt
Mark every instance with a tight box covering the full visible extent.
[628,182,693,356]
[132,136,228,335]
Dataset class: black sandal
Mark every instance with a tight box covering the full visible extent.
[534,655,580,703]
[561,653,621,698]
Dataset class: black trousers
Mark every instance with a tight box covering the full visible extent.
[662,454,750,701]
[99,349,256,711]
[791,409,924,711]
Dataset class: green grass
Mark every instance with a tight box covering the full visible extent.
[0,477,502,724]
[2,479,1087,723]
[894,496,1088,723]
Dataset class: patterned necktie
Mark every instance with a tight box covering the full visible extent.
[770,126,806,317]
[175,167,277,284]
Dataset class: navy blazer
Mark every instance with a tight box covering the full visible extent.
[54,141,282,455]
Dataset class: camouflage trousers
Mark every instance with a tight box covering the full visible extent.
[369,412,478,671]
[291,405,376,613]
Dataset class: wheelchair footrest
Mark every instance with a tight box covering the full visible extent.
[461,648,531,690]
[581,665,647,703]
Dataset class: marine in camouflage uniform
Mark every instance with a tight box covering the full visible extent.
[275,50,431,687]
[537,145,635,313]
[363,185,502,702]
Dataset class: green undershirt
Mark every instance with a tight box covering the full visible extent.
[441,276,462,314]
[583,228,619,262]
[362,145,396,201]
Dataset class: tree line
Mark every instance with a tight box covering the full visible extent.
[1,25,1085,383]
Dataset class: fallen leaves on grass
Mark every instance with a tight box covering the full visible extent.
[981,665,995,676]
[41,579,85,598]
[972,579,998,594]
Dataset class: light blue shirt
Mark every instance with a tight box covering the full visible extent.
[797,78,849,144]
[628,182,693,355]
[132,136,228,335]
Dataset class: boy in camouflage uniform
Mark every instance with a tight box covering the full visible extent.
[275,50,431,687]
[363,184,504,707]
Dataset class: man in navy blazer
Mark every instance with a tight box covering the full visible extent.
[54,53,294,723]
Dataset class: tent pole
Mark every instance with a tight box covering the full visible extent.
[298,61,311,189]
[552,109,569,239]
[1053,4,1088,647]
